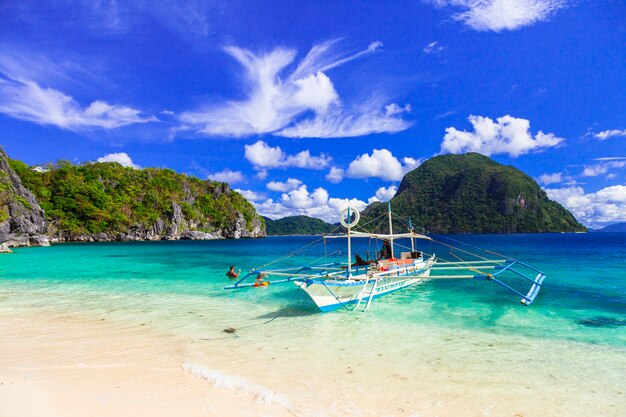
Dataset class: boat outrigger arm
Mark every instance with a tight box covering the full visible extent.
[224,203,547,311]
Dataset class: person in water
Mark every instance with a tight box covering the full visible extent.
[254,272,269,286]
[226,265,241,279]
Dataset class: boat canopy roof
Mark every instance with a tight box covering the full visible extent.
[323,231,432,241]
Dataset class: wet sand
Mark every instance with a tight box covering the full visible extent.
[0,313,294,417]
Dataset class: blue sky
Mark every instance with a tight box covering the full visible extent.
[1,0,625,226]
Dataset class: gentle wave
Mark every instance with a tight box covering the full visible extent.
[182,361,293,410]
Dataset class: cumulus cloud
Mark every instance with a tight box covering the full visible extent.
[346,149,422,181]
[594,129,626,140]
[432,0,565,32]
[207,169,245,184]
[368,185,398,204]
[96,152,140,169]
[440,115,563,157]
[0,54,156,130]
[266,178,303,192]
[180,41,411,138]
[244,140,330,170]
[255,186,369,223]
[255,170,269,180]
[537,172,563,185]
[281,185,329,209]
[234,189,266,202]
[325,167,345,184]
[581,160,626,177]
[545,185,626,228]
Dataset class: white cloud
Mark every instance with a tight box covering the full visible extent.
[266,178,303,192]
[581,160,626,177]
[368,185,398,204]
[234,189,266,202]
[0,55,155,130]
[325,167,345,184]
[594,129,626,140]
[180,41,411,138]
[582,165,609,177]
[96,152,140,169]
[281,185,329,209]
[537,172,563,185]
[384,103,412,116]
[255,186,369,223]
[545,185,626,228]
[346,149,422,181]
[244,141,330,170]
[276,105,411,138]
[594,157,626,161]
[422,41,445,54]
[432,0,565,32]
[440,114,563,157]
[0,79,156,130]
[207,169,245,184]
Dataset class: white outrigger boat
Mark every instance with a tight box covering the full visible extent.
[225,204,546,312]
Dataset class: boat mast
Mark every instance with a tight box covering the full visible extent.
[388,202,394,258]
[347,206,352,277]
[409,218,415,252]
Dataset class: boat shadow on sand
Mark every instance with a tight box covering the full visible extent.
[255,306,317,319]
[254,290,320,319]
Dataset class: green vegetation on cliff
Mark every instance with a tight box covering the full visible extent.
[263,215,336,235]
[363,153,585,234]
[8,159,264,239]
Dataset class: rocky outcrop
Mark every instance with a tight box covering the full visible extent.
[0,148,49,248]
[46,206,265,243]
[3,148,266,246]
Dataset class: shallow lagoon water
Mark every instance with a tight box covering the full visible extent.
[1,233,625,416]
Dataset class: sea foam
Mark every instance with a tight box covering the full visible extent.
[182,362,292,409]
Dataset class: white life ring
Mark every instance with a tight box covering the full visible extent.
[339,207,360,228]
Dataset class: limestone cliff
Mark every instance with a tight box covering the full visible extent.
[0,148,49,247]
[2,148,266,246]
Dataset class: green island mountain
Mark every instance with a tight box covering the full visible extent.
[1,147,264,247]
[363,153,585,234]
[263,215,337,235]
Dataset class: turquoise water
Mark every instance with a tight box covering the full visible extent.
[2,233,624,346]
[1,233,625,416]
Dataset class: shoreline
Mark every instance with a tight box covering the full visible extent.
[8,230,624,252]
[2,300,624,417]
[0,311,294,417]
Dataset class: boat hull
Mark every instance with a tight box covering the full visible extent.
[295,266,432,312]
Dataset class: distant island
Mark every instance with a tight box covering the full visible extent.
[362,153,585,234]
[1,147,265,248]
[263,215,336,235]
[2,149,587,249]
[263,153,584,236]
[589,222,626,233]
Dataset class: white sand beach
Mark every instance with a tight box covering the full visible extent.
[0,313,294,417]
